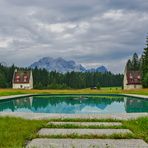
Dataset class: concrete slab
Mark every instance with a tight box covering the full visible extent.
[47,122,122,126]
[0,112,147,120]
[38,128,132,136]
[27,138,148,148]
[124,94,148,99]
[0,94,32,101]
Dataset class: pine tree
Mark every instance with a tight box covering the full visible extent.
[126,59,132,71]
[132,53,140,70]
[139,56,143,71]
[142,36,148,87]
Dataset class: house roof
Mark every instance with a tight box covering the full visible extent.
[13,70,32,84]
[126,71,142,85]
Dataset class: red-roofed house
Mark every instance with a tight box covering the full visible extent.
[123,69,142,90]
[12,69,33,89]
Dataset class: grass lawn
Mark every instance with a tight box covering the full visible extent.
[0,117,147,148]
[122,117,148,143]
[0,117,47,148]
[0,88,148,97]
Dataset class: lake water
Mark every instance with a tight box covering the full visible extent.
[0,95,147,114]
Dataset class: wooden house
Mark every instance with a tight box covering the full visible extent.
[12,69,33,89]
[123,68,142,90]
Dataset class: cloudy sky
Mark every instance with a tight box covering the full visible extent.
[0,0,148,73]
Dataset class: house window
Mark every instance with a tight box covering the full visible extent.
[16,76,20,79]
[15,75,20,82]
[130,74,133,79]
[24,76,27,79]
[24,76,28,82]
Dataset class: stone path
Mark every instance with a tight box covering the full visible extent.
[0,112,147,120]
[124,94,148,99]
[27,139,148,148]
[38,128,132,136]
[0,94,32,101]
[26,121,148,148]
[47,122,122,126]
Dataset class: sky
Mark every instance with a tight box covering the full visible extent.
[0,0,148,73]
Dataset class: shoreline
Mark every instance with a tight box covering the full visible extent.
[0,93,148,101]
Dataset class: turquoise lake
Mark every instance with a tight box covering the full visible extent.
[0,95,148,114]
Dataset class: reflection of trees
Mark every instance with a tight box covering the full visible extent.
[32,97,50,110]
[0,100,15,111]
[124,97,148,113]
[0,95,126,113]
[32,96,123,110]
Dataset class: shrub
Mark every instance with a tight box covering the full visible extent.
[96,82,101,89]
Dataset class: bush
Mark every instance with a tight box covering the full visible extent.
[96,82,101,89]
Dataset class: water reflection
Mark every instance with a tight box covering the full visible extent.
[124,97,148,113]
[0,96,147,113]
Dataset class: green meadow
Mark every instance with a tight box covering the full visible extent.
[0,87,148,97]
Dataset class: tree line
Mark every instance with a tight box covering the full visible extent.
[0,64,123,89]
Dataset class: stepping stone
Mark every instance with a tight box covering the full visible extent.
[27,138,148,148]
[47,122,122,126]
[38,128,132,136]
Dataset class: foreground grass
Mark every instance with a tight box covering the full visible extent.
[39,133,135,140]
[0,88,148,97]
[122,117,148,143]
[47,123,124,129]
[48,118,121,122]
[0,117,147,148]
[0,117,47,148]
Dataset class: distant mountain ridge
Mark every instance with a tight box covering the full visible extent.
[30,57,108,73]
[87,66,108,73]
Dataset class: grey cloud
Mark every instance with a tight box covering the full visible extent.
[0,0,148,73]
[107,0,148,12]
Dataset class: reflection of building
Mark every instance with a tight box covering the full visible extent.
[123,67,142,90]
[13,97,33,109]
[12,69,33,89]
[124,97,148,113]
[0,97,33,112]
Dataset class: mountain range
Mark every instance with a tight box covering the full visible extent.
[30,57,108,73]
